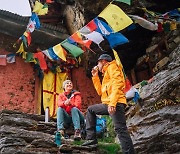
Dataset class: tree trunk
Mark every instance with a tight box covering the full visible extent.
[63,2,85,34]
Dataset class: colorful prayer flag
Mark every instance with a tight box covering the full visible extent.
[106,32,129,48]
[86,20,98,31]
[129,15,158,31]
[7,53,16,63]
[82,40,92,49]
[163,22,171,32]
[170,21,177,30]
[38,7,48,16]
[113,49,123,68]
[95,18,111,35]
[46,0,54,3]
[34,52,47,70]
[71,32,84,45]
[94,18,129,48]
[114,0,131,5]
[33,1,44,13]
[31,13,40,29]
[98,4,133,32]
[33,1,48,15]
[61,40,84,57]
[22,51,27,59]
[79,26,91,34]
[27,19,36,33]
[24,31,31,46]
[142,8,156,16]
[112,49,131,93]
[16,43,25,54]
[25,52,37,63]
[83,31,104,45]
[21,35,28,48]
[42,49,54,61]
[48,48,60,61]
[70,32,92,49]
[53,44,67,61]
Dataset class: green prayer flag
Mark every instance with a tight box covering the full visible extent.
[25,52,36,63]
[43,3,48,9]
[114,0,131,5]
[61,40,83,57]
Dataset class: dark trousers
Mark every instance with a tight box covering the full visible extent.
[86,103,135,154]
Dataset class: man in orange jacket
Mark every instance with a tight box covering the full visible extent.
[82,54,135,153]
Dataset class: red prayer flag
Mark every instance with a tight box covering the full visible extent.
[87,20,97,32]
[46,0,54,3]
[124,78,132,93]
[34,52,47,70]
[26,32,32,46]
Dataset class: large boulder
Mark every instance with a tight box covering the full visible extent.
[127,45,180,154]
[0,110,58,154]
[0,110,98,154]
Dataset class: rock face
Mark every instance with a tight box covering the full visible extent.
[0,110,58,154]
[0,110,98,154]
[126,45,180,154]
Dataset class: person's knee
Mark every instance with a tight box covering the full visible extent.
[87,105,95,113]
[58,107,64,112]
[71,107,79,113]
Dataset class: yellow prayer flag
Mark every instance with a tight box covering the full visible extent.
[53,44,67,61]
[142,8,156,16]
[38,8,48,15]
[98,4,133,32]
[29,58,38,64]
[33,1,48,15]
[22,51,27,59]
[113,49,123,68]
[170,21,177,31]
[16,43,24,54]
[23,31,28,37]
[78,57,81,64]
[33,1,43,14]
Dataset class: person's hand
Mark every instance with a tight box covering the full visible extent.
[91,66,99,77]
[108,106,116,115]
[64,99,70,106]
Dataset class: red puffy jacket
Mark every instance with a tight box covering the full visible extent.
[57,91,81,115]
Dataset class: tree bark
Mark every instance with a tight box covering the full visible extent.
[63,2,85,34]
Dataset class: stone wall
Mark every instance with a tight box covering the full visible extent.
[0,35,36,114]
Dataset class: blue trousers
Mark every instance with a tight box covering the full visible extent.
[57,107,84,130]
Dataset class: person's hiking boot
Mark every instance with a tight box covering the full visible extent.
[74,129,81,141]
[82,139,98,146]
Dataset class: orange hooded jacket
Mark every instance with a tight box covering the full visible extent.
[57,91,81,115]
[92,60,127,107]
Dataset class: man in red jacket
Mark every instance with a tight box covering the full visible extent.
[57,80,84,140]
